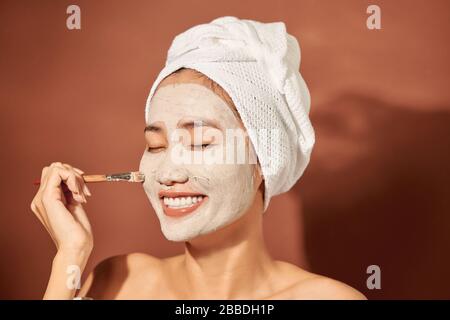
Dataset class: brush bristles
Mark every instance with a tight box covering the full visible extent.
[130,171,145,182]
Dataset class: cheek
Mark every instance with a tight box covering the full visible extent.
[139,153,150,178]
[139,153,158,193]
[203,163,255,202]
[218,164,255,216]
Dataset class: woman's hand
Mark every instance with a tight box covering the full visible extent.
[30,162,93,299]
[31,162,93,253]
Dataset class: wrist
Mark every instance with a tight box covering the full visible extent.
[45,248,92,300]
[54,247,92,268]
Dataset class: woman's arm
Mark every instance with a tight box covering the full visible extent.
[74,255,128,299]
[75,253,163,299]
[30,162,93,300]
[44,249,92,299]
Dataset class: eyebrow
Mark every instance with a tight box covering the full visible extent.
[144,123,164,133]
[144,118,222,133]
[177,118,222,131]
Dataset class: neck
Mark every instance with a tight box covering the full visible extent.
[181,201,275,299]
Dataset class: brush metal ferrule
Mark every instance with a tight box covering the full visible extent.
[106,172,132,182]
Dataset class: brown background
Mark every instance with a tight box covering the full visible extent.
[1,0,449,299]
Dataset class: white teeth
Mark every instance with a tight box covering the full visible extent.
[163,196,204,208]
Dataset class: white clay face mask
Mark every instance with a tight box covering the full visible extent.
[139,83,258,242]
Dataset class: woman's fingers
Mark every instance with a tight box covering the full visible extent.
[31,162,94,253]
[68,173,84,202]
[83,183,92,196]
[68,203,93,237]
[72,167,84,175]
[82,184,91,197]
[32,166,58,244]
[40,166,80,245]
[63,163,91,199]
[49,163,85,203]
[56,164,93,233]
[42,165,81,213]
[42,162,64,190]
[40,162,90,209]
[72,167,92,197]
[40,166,49,187]
[31,195,54,239]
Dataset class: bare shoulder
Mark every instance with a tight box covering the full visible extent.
[78,252,163,299]
[271,261,367,300]
[292,275,367,300]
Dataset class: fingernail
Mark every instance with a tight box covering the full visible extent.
[76,194,83,203]
[84,185,92,196]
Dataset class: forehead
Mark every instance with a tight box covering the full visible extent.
[147,83,240,127]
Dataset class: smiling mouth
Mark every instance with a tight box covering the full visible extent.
[159,193,208,217]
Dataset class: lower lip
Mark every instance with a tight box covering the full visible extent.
[161,196,208,217]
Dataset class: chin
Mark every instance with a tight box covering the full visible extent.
[161,226,203,242]
[152,197,250,242]
[152,200,207,242]
[160,214,244,243]
[157,212,201,241]
[159,216,220,242]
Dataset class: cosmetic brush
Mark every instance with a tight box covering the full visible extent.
[33,171,145,186]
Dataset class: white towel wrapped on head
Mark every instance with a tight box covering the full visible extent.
[145,16,315,212]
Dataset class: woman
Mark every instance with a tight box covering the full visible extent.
[31,17,366,299]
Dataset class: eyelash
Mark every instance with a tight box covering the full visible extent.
[190,143,212,151]
[147,146,164,153]
[147,144,212,153]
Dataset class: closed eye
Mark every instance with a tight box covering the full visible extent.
[147,146,165,153]
[190,143,213,151]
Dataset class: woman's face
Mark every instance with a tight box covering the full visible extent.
[139,82,259,241]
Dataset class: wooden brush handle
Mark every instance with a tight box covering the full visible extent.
[81,175,107,183]
[33,174,107,186]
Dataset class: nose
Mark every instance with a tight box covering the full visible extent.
[156,168,189,186]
